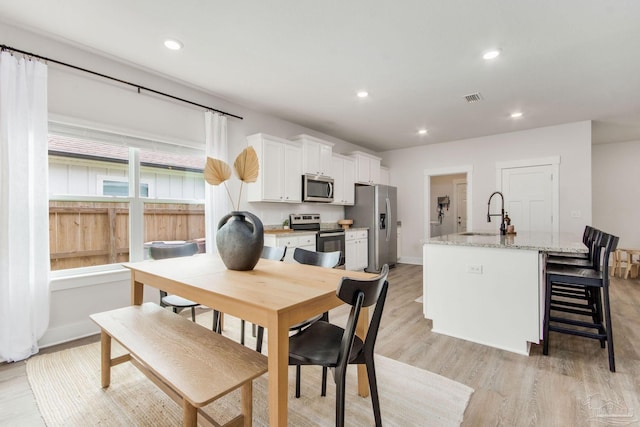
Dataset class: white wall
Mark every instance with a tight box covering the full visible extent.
[593,139,640,248]
[381,121,592,262]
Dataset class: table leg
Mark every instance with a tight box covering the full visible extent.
[625,251,632,279]
[267,312,289,426]
[610,250,618,277]
[241,382,252,427]
[356,306,370,397]
[100,330,111,388]
[183,399,197,427]
[131,274,144,305]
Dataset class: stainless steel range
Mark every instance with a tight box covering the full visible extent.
[289,214,345,267]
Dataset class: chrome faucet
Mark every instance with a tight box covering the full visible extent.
[487,191,506,235]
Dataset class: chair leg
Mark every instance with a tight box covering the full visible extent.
[190,307,196,322]
[602,287,616,372]
[240,320,245,345]
[212,310,221,333]
[256,326,264,353]
[295,365,302,398]
[365,358,383,427]
[592,289,606,348]
[335,367,347,427]
[321,367,328,396]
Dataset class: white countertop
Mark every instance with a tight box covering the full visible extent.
[426,231,587,253]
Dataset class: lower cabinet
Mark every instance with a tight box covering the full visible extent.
[345,230,368,271]
[264,233,316,263]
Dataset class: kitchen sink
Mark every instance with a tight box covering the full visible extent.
[458,232,500,236]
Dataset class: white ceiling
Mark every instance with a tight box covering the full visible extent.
[1,1,640,152]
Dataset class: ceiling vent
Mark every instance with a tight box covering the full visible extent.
[464,92,483,103]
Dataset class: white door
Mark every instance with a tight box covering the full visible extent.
[501,165,554,232]
[454,181,467,233]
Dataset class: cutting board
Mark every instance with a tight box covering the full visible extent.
[264,229,295,234]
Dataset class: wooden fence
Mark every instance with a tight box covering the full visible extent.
[49,201,205,271]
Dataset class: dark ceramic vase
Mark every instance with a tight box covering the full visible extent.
[216,211,264,271]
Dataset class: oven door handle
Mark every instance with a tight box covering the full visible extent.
[318,232,344,237]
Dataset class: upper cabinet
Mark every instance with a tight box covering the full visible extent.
[291,134,334,176]
[379,166,390,186]
[350,151,381,185]
[247,133,302,203]
[331,154,356,205]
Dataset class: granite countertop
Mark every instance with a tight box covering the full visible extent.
[426,230,587,253]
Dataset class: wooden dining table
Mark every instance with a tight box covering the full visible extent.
[124,253,376,426]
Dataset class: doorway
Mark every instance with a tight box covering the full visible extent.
[424,165,473,239]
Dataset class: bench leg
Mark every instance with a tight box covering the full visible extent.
[241,382,252,427]
[183,399,197,427]
[100,330,112,388]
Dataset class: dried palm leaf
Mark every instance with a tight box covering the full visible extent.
[204,157,232,185]
[233,147,259,183]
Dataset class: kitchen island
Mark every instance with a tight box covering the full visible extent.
[423,231,586,355]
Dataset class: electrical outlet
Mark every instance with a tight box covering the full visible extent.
[467,264,483,274]
[571,210,581,218]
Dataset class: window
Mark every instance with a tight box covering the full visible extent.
[99,177,149,197]
[48,125,205,272]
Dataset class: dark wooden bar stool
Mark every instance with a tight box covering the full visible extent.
[543,231,619,371]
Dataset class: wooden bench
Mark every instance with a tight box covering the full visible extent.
[90,302,268,427]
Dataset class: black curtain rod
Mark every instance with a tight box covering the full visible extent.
[0,44,243,120]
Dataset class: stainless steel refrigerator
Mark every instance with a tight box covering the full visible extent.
[346,185,397,272]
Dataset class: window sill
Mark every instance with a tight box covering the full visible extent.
[50,265,131,291]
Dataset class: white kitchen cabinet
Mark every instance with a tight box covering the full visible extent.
[345,229,368,271]
[350,151,381,185]
[379,166,390,186]
[291,134,334,176]
[264,233,316,263]
[331,154,355,205]
[247,133,302,203]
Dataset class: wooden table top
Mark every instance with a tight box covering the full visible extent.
[124,254,374,323]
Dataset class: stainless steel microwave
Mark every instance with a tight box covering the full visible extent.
[302,174,334,202]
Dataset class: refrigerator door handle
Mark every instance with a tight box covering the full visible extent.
[385,197,391,241]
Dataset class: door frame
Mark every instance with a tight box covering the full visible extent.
[496,156,560,233]
[424,165,473,239]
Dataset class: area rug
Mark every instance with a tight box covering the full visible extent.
[27,331,472,426]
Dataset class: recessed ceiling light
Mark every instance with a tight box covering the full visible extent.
[511,112,523,118]
[483,49,501,60]
[357,91,369,98]
[164,39,183,50]
[418,129,428,135]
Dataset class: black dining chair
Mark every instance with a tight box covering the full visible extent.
[546,226,598,266]
[254,247,342,396]
[543,231,619,371]
[289,264,389,427]
[149,242,221,331]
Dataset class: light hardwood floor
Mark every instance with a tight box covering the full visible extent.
[1,263,639,426]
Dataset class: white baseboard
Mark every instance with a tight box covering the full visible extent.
[38,319,99,349]
[398,256,422,265]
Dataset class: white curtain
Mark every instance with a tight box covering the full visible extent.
[0,52,50,362]
[204,111,229,254]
